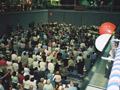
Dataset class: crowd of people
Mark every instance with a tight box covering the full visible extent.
[0,22,99,90]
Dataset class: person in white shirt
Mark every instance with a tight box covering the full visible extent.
[52,50,58,57]
[83,50,89,59]
[46,53,52,63]
[28,56,34,68]
[80,42,86,49]
[29,77,37,90]
[53,71,62,87]
[48,61,55,72]
[32,52,37,60]
[87,45,94,54]
[40,61,46,71]
[23,75,31,90]
[54,46,60,52]
[44,49,49,56]
[17,56,21,63]
[11,51,18,61]
[48,46,52,53]
[24,66,30,76]
[43,79,53,90]
[70,39,75,46]
[11,71,18,88]
[22,51,29,57]
[34,45,40,54]
[32,58,39,69]
[36,52,41,62]
[44,34,47,41]
[6,59,13,71]
[38,42,42,49]
[12,61,18,72]
[76,54,83,63]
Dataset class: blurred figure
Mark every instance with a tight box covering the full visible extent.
[68,81,77,90]
[38,78,45,90]
[67,57,74,72]
[84,55,91,72]
[53,71,61,87]
[104,62,111,79]
[43,79,53,90]
[47,71,54,85]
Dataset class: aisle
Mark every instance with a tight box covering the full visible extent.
[85,58,111,90]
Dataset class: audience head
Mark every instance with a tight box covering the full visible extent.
[50,70,53,74]
[29,85,33,90]
[56,71,60,75]
[24,75,30,81]
[34,67,38,71]
[23,52,26,56]
[12,71,16,76]
[30,77,35,82]
[79,53,82,56]
[12,51,16,54]
[70,81,74,87]
[47,79,50,84]
[20,71,24,75]
[40,78,44,83]
[34,58,37,61]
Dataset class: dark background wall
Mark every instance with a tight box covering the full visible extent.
[0,9,120,34]
[0,10,48,34]
[48,10,120,27]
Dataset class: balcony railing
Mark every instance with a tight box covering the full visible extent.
[0,3,120,12]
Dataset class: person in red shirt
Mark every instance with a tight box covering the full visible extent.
[18,71,25,84]
[0,58,6,66]
[48,33,52,39]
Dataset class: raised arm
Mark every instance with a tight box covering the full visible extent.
[2,69,11,79]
